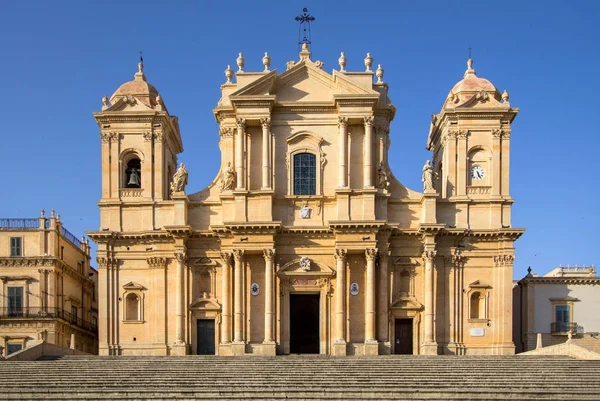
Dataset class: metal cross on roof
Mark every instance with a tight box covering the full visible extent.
[295,7,315,50]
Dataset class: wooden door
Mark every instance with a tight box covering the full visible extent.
[394,318,413,354]
[196,319,215,355]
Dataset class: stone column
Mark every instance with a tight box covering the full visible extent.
[422,250,438,354]
[263,249,276,355]
[38,269,46,312]
[235,118,246,189]
[363,117,374,188]
[109,132,120,199]
[377,249,390,346]
[260,118,271,190]
[220,253,232,344]
[333,248,347,356]
[232,249,245,345]
[338,117,348,188]
[456,130,468,197]
[364,248,378,355]
[174,252,186,345]
[443,130,457,198]
[491,129,502,197]
[100,133,111,199]
[501,129,511,197]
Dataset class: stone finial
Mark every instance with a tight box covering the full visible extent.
[299,42,311,61]
[236,52,245,72]
[338,52,347,72]
[464,58,476,77]
[375,64,384,83]
[364,53,373,72]
[56,214,61,222]
[40,209,45,218]
[262,52,271,72]
[138,60,144,74]
[224,65,233,83]
[536,333,543,349]
[101,95,109,110]
[502,89,510,102]
[51,209,56,218]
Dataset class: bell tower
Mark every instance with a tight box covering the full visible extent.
[93,60,183,231]
[426,58,518,229]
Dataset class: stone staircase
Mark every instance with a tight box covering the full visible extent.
[1,355,599,400]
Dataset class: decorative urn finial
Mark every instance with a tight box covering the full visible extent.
[338,52,347,72]
[502,89,510,103]
[101,95,109,110]
[138,60,144,73]
[224,65,233,83]
[375,64,384,83]
[364,52,373,72]
[262,52,271,72]
[236,52,245,72]
[40,209,45,218]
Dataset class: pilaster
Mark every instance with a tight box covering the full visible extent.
[262,248,276,356]
[332,248,347,356]
[232,249,246,356]
[364,248,378,355]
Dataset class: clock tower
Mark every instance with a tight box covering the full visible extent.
[426,58,519,229]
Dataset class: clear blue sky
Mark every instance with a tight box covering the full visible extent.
[1,1,598,279]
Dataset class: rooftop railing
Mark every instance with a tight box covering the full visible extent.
[61,226,83,248]
[0,218,39,229]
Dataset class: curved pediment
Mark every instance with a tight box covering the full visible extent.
[390,297,424,311]
[189,297,221,311]
[123,281,146,291]
[278,257,335,277]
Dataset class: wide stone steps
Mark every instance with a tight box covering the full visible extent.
[1,355,599,400]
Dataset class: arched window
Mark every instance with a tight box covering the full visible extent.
[125,158,141,188]
[293,153,316,195]
[126,293,140,321]
[470,291,482,319]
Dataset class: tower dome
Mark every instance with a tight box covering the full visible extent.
[443,58,501,109]
[110,61,160,108]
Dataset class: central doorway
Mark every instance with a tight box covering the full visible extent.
[290,293,320,354]
[196,319,215,355]
[394,318,413,354]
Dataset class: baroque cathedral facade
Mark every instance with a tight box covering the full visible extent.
[88,44,523,356]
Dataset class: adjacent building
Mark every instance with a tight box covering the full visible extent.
[514,265,599,353]
[88,44,523,356]
[0,211,98,356]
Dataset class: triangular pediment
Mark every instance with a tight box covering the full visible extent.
[123,281,146,290]
[278,257,335,276]
[231,61,379,103]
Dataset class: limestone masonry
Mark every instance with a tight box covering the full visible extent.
[88,44,523,356]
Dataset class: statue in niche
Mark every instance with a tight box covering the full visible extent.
[170,163,188,194]
[300,203,312,219]
[377,163,390,190]
[422,160,436,192]
[299,257,311,272]
[220,162,236,191]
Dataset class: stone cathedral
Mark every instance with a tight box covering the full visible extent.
[88,43,523,356]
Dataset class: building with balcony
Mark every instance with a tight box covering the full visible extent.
[0,210,98,356]
[514,265,600,353]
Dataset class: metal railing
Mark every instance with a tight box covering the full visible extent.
[0,218,39,229]
[551,322,579,334]
[61,226,83,248]
[0,307,97,333]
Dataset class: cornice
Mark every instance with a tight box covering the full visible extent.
[0,257,57,268]
[520,277,600,285]
[87,230,174,244]
[329,220,385,230]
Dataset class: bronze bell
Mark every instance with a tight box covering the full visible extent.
[127,169,141,187]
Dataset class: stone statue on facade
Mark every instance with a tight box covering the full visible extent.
[220,161,236,191]
[377,163,390,190]
[299,257,311,272]
[170,163,188,194]
[422,160,435,192]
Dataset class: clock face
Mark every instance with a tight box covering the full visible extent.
[471,166,485,180]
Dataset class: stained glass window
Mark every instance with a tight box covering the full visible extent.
[294,153,316,195]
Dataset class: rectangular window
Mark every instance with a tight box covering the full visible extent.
[293,153,316,195]
[10,237,22,257]
[77,262,83,275]
[555,305,570,332]
[7,344,22,355]
[8,287,23,316]
[71,306,78,324]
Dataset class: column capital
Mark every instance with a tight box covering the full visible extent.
[374,122,389,136]
[147,257,167,269]
[263,248,275,262]
[422,250,437,261]
[338,116,348,128]
[220,252,233,267]
[233,249,245,262]
[365,248,378,261]
[363,116,374,127]
[494,254,515,267]
[501,129,511,139]
[334,248,347,261]
[236,118,246,129]
[492,128,502,139]
[259,117,271,128]
[456,129,468,139]
[174,252,186,263]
